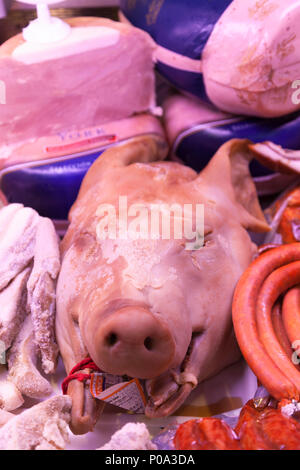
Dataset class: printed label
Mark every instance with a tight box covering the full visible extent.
[90,373,146,414]
[46,134,117,155]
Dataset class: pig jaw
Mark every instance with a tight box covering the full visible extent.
[79,305,178,379]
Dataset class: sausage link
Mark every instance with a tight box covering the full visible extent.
[282,286,300,347]
[256,262,300,393]
[271,302,294,359]
[233,244,300,401]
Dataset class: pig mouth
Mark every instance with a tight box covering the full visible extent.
[145,332,203,418]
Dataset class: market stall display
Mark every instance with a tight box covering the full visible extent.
[1,0,300,452]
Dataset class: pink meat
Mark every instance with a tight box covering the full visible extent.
[202,0,300,118]
[0,18,156,149]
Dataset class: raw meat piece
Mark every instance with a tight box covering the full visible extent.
[0,17,156,153]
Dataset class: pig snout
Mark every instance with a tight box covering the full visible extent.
[88,307,176,379]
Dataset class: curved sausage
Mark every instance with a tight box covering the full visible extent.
[256,261,300,392]
[271,302,294,359]
[282,286,300,347]
[233,244,300,401]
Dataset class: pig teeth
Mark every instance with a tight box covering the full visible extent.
[0,206,39,291]
[7,315,53,399]
[27,218,60,375]
[0,267,31,350]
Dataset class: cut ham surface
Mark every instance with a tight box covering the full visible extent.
[0,17,156,152]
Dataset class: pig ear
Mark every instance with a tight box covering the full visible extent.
[75,136,168,200]
[198,139,270,233]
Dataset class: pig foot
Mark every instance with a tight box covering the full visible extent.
[68,376,105,435]
[146,379,194,418]
[145,333,202,418]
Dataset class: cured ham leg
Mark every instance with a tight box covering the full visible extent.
[27,218,60,375]
[0,17,155,152]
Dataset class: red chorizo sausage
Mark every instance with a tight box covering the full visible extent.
[174,418,241,450]
[282,286,300,348]
[233,244,300,401]
[256,261,300,392]
[271,302,294,359]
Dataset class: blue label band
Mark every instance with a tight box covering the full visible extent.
[172,112,300,176]
[1,150,105,220]
[120,0,232,101]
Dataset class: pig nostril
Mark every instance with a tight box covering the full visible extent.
[144,336,153,351]
[106,332,118,347]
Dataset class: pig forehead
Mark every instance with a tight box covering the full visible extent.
[128,161,197,182]
[98,231,233,285]
[97,163,198,201]
[68,226,243,315]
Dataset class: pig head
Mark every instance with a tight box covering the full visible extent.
[56,137,269,434]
